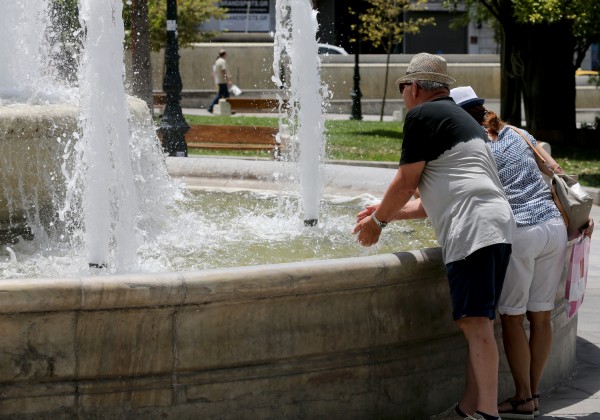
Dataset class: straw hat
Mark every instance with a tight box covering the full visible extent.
[395,53,456,86]
[450,86,485,108]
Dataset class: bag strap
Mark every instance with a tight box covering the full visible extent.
[508,125,569,227]
[508,125,555,175]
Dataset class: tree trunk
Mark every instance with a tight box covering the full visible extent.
[520,22,577,132]
[499,21,523,126]
[130,0,153,110]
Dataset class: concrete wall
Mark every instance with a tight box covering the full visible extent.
[147,43,599,113]
[149,43,501,102]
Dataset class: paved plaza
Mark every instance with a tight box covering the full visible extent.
[537,202,600,419]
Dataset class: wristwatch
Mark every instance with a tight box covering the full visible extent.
[371,212,388,229]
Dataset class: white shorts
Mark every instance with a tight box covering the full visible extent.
[498,217,567,315]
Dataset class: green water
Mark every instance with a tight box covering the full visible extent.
[138,189,439,271]
[0,189,438,278]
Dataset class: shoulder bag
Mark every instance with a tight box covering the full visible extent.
[509,126,593,239]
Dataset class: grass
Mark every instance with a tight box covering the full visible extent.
[550,144,600,187]
[181,115,600,187]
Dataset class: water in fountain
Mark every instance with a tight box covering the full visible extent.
[273,0,327,226]
[0,1,436,279]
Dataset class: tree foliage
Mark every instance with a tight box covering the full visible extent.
[350,0,434,53]
[511,0,600,68]
[350,0,434,120]
[123,0,226,51]
[445,0,600,132]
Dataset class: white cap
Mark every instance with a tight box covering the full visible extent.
[449,86,485,108]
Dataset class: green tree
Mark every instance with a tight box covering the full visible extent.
[351,0,434,121]
[123,0,226,52]
[446,0,600,134]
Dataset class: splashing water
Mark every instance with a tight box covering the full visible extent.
[0,1,76,104]
[77,0,138,270]
[0,0,179,275]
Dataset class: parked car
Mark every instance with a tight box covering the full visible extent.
[576,68,599,86]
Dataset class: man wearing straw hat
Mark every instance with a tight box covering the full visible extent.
[354,53,515,420]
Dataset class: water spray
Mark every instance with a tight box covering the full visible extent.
[275,0,327,227]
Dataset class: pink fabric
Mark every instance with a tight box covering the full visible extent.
[565,236,591,319]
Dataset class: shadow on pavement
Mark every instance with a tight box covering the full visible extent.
[537,336,600,419]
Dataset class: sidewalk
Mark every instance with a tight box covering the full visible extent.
[537,203,600,419]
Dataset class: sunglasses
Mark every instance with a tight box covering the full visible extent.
[399,81,420,94]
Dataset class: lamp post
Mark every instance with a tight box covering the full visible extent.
[158,0,189,157]
[350,39,363,120]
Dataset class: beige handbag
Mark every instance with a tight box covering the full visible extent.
[509,126,593,239]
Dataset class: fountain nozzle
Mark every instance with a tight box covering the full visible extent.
[304,219,318,227]
[89,263,107,269]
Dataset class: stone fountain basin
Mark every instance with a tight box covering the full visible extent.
[0,157,577,418]
[0,104,78,227]
[0,98,150,230]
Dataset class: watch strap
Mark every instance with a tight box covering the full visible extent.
[371,212,387,229]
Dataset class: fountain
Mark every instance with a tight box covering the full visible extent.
[273,0,327,226]
[78,0,139,270]
[0,0,577,417]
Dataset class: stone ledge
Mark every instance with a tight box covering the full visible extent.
[0,247,576,418]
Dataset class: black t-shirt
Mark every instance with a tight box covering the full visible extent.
[396,96,514,263]
[400,97,488,165]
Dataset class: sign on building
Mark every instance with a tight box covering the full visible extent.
[219,0,271,32]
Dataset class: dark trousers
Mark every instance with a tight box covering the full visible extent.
[208,84,230,112]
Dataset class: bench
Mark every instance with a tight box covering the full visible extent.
[184,124,280,158]
[152,92,289,114]
[226,97,289,113]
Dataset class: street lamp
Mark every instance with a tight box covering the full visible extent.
[350,38,363,120]
[158,0,189,157]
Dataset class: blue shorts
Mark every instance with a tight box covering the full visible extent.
[446,243,512,320]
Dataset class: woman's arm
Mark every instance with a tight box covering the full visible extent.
[535,143,564,176]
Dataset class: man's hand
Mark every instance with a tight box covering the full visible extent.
[353,215,381,247]
[356,204,378,223]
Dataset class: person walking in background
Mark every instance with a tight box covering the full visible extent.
[208,49,232,114]
[450,86,594,419]
[353,53,514,420]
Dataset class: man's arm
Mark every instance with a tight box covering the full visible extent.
[391,197,427,220]
[221,63,232,86]
[353,161,425,246]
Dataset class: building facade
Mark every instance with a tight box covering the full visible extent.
[200,0,499,55]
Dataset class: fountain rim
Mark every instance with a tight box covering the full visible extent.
[0,156,417,300]
[165,155,398,197]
